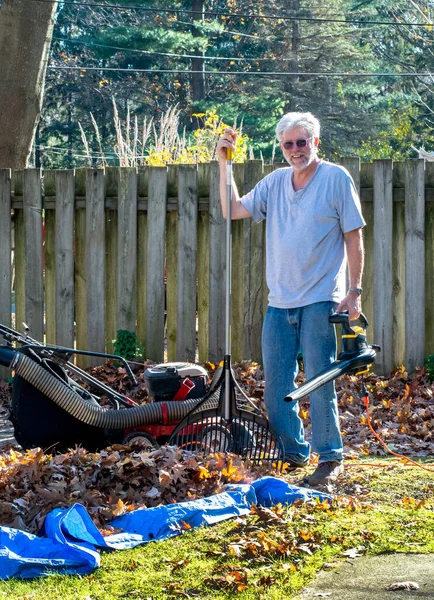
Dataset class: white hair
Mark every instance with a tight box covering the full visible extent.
[275,112,320,141]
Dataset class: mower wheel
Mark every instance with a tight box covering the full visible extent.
[199,423,232,453]
[230,420,256,455]
[122,431,159,450]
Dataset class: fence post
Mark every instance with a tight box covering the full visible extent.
[23,169,44,341]
[146,167,167,362]
[373,160,393,375]
[0,169,11,380]
[405,159,425,371]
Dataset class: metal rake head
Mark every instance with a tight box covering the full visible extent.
[168,367,285,467]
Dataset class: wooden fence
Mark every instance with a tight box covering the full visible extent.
[0,159,433,377]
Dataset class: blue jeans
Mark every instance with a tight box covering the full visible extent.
[261,302,343,464]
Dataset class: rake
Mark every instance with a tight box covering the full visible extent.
[169,147,285,465]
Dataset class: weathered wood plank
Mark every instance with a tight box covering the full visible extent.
[425,162,434,357]
[74,170,87,366]
[373,160,393,375]
[405,160,425,371]
[392,162,406,368]
[0,170,11,379]
[197,163,209,362]
[104,167,118,353]
[44,208,56,344]
[359,163,374,342]
[13,172,26,334]
[86,169,106,363]
[243,160,264,362]
[166,210,178,361]
[231,163,245,362]
[117,168,137,333]
[0,170,11,327]
[23,169,44,341]
[208,161,225,363]
[166,165,179,361]
[146,167,167,362]
[44,171,56,344]
[55,170,75,347]
[176,165,198,361]
[136,166,149,357]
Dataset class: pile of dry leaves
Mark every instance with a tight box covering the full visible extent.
[0,361,433,534]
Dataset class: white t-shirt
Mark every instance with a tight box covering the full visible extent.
[240,161,365,308]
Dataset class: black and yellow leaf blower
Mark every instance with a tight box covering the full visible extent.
[284,312,380,404]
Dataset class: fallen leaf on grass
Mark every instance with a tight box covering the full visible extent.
[314,593,332,598]
[386,581,420,591]
[341,546,365,558]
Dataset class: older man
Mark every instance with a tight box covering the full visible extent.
[216,112,365,486]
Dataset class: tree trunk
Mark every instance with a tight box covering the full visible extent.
[191,0,205,104]
[0,0,57,169]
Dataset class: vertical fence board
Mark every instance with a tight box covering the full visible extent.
[176,165,198,361]
[74,170,87,365]
[208,161,225,363]
[146,167,167,362]
[359,163,374,341]
[166,211,178,361]
[373,160,394,375]
[105,167,118,353]
[166,166,179,361]
[197,210,209,362]
[136,167,149,356]
[231,163,245,362]
[392,162,406,368]
[197,165,210,363]
[243,160,264,362]
[197,164,210,362]
[55,170,75,347]
[425,162,434,356]
[14,172,25,333]
[86,169,106,362]
[44,208,56,344]
[0,170,11,326]
[44,171,56,344]
[117,168,138,333]
[0,170,11,379]
[23,169,44,341]
[405,160,425,371]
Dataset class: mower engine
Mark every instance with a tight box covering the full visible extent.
[144,362,208,402]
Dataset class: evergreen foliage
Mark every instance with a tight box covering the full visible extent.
[34,0,433,167]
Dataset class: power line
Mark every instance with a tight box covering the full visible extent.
[53,37,282,61]
[32,0,434,27]
[48,65,432,77]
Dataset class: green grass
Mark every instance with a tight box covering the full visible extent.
[1,458,434,600]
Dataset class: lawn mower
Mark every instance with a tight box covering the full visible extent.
[0,322,285,459]
[0,311,379,460]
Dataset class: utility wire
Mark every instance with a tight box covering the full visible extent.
[53,37,278,61]
[48,66,433,77]
[52,37,309,61]
[32,0,434,27]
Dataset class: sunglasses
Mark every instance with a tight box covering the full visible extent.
[282,138,311,150]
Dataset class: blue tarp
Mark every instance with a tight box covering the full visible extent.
[0,476,329,580]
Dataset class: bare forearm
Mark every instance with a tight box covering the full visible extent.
[336,228,364,320]
[345,228,364,287]
[218,160,249,220]
[216,127,251,220]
